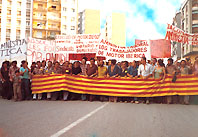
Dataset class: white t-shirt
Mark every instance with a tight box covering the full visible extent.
[138,63,153,77]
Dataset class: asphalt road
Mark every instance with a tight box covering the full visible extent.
[0,99,198,137]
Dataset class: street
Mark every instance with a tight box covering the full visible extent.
[0,99,198,137]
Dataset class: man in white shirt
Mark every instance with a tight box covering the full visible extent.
[138,57,153,79]
[138,57,153,104]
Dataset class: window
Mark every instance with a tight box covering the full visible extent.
[63,7,67,11]
[71,17,75,22]
[36,31,43,38]
[52,5,56,9]
[71,26,75,30]
[38,4,43,9]
[26,21,30,26]
[72,8,75,12]
[63,25,67,30]
[51,24,56,28]
[17,2,21,7]
[7,10,11,15]
[17,11,21,16]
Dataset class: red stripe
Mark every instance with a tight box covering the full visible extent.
[33,74,63,78]
[65,77,198,86]
[32,78,66,83]
[32,82,66,87]
[62,81,198,90]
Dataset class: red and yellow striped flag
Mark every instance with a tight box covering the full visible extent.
[32,74,198,97]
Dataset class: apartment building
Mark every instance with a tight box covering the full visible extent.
[0,0,31,43]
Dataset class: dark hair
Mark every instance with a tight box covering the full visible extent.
[111,59,116,65]
[142,57,146,62]
[168,58,173,64]
[181,60,186,64]
[12,61,17,64]
[15,70,20,73]
[90,58,95,62]
[195,56,198,60]
[32,62,36,65]
[48,61,52,64]
[123,61,128,67]
[21,60,26,65]
[42,60,46,63]
[37,61,41,64]
[158,59,164,67]
[153,58,157,62]
[186,58,190,62]
[82,57,88,62]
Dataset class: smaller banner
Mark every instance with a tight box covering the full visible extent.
[27,37,68,63]
[0,39,27,66]
[165,24,198,45]
[55,34,101,54]
[150,39,171,58]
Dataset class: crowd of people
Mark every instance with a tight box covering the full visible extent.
[0,56,198,105]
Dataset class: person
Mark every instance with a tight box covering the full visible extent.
[0,61,12,100]
[150,58,157,73]
[31,62,36,73]
[98,60,107,78]
[179,60,190,105]
[51,61,62,101]
[72,61,82,75]
[13,70,22,101]
[86,58,98,101]
[44,61,53,100]
[62,61,72,101]
[193,56,198,75]
[32,61,44,100]
[127,60,138,78]
[127,61,139,103]
[71,61,82,100]
[80,57,88,101]
[153,59,166,104]
[165,58,177,104]
[98,60,108,102]
[186,58,193,74]
[153,59,166,80]
[138,57,153,104]
[107,59,121,102]
[20,60,31,100]
[9,61,19,82]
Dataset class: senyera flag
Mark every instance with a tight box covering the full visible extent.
[32,74,198,97]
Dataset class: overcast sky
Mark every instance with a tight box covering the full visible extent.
[78,0,185,46]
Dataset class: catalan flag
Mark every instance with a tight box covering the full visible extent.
[31,74,198,97]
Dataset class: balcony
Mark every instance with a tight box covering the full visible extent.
[48,27,61,31]
[33,8,47,12]
[33,16,47,21]
[33,0,47,3]
[192,6,198,11]
[49,0,60,5]
[33,26,46,30]
[48,18,61,22]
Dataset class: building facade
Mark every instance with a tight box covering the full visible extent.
[0,0,31,43]
[105,13,126,47]
[180,0,198,62]
[171,11,182,59]
[78,9,100,34]
[32,0,78,40]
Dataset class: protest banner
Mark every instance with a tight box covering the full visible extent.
[32,74,198,97]
[56,34,101,54]
[0,39,27,66]
[27,37,68,63]
[96,39,151,61]
[150,39,171,58]
[165,24,198,45]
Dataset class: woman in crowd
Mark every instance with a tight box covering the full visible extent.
[153,59,166,103]
[0,61,12,100]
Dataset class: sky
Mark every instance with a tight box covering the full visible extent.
[78,0,185,46]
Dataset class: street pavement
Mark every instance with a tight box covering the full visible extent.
[0,99,198,137]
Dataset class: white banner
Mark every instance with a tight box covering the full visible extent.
[55,34,101,54]
[96,39,151,61]
[0,39,27,66]
[27,37,68,64]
